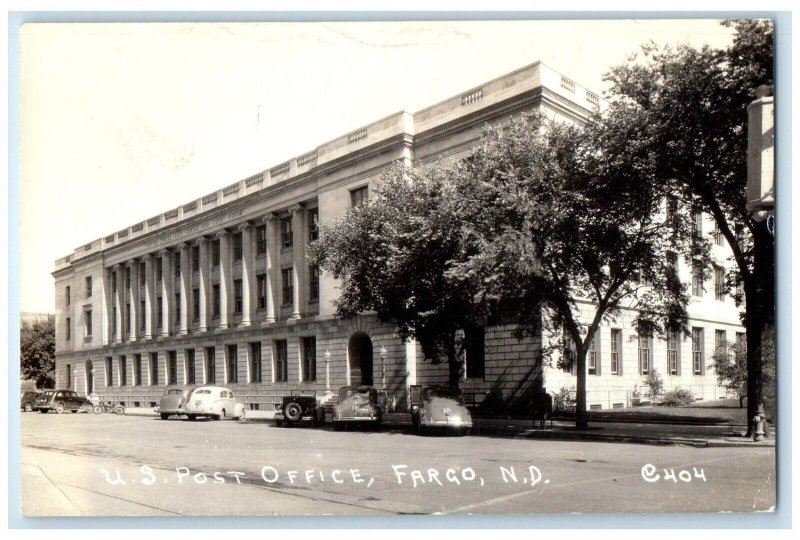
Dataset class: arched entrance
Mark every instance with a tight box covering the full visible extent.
[85,360,94,395]
[348,332,373,386]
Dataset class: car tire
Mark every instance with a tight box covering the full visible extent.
[93,405,103,414]
[188,415,197,421]
[114,405,125,415]
[238,409,246,421]
[55,403,65,414]
[160,413,170,420]
[24,403,33,412]
[216,409,225,421]
[284,402,303,423]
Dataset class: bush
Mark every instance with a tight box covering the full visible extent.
[644,368,664,400]
[661,388,695,407]
[553,386,576,414]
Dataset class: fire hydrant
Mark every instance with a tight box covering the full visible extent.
[753,404,768,441]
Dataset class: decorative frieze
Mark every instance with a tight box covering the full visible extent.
[104,234,115,243]
[202,193,219,205]
[245,174,263,187]
[223,184,241,197]
[132,222,144,233]
[183,201,197,213]
[586,91,600,105]
[297,152,317,167]
[560,77,576,93]
[117,229,129,238]
[271,162,290,177]
[348,129,368,144]
[147,216,162,227]
[164,209,178,220]
[461,88,483,106]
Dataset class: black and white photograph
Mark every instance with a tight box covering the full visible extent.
[14,16,780,520]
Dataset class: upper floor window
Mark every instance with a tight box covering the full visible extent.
[125,266,131,290]
[85,310,93,338]
[257,274,267,310]
[139,262,146,285]
[66,318,71,340]
[66,286,71,305]
[692,262,704,297]
[212,240,221,268]
[350,186,368,208]
[715,329,727,352]
[309,265,320,302]
[192,288,200,321]
[156,258,163,282]
[692,207,703,237]
[233,233,243,262]
[281,218,293,249]
[714,266,726,301]
[192,245,200,273]
[282,268,293,305]
[308,208,319,241]
[713,222,724,246]
[85,276,92,298]
[234,279,243,314]
[212,284,221,317]
[256,225,267,255]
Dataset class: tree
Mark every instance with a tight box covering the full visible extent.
[444,112,693,429]
[603,20,775,437]
[710,338,748,408]
[308,165,494,388]
[20,315,56,389]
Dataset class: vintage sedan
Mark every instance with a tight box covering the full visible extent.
[274,394,326,427]
[184,386,246,421]
[157,386,196,420]
[410,385,472,435]
[333,386,383,429]
[34,389,93,414]
[21,390,42,412]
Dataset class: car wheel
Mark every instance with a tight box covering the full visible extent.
[216,409,225,421]
[188,415,197,421]
[93,405,103,414]
[55,403,65,414]
[24,403,33,412]
[114,405,125,415]
[284,402,303,422]
[238,409,246,421]
[160,413,170,420]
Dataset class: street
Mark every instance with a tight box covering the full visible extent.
[20,413,776,516]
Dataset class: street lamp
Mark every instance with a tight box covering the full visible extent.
[324,349,332,395]
[379,345,387,389]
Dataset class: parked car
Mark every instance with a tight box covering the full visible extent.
[184,386,246,421]
[21,390,42,412]
[274,394,325,427]
[157,386,196,420]
[34,389,93,414]
[410,385,472,435]
[333,386,383,429]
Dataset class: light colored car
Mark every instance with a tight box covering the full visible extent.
[157,386,196,420]
[184,386,246,421]
[411,385,472,435]
[333,386,382,429]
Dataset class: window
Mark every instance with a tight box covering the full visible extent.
[105,357,113,387]
[692,207,703,236]
[86,276,92,297]
[126,267,131,290]
[302,337,316,381]
[65,364,72,390]
[185,349,196,384]
[66,318,71,340]
[692,262,704,297]
[692,328,704,375]
[610,329,622,375]
[193,288,200,321]
[250,342,262,383]
[112,306,117,336]
[281,218,293,248]
[149,353,159,386]
[464,326,486,380]
[562,332,576,374]
[139,262,146,285]
[274,340,288,382]
[350,186,368,207]
[226,344,238,384]
[212,284,221,317]
[714,266,726,301]
[714,222,724,246]
[175,256,180,277]
[133,354,142,386]
[168,351,177,385]
[157,297,163,329]
[256,225,267,255]
[736,332,746,348]
[257,274,267,310]
[119,356,127,386]
[308,208,319,241]
[309,265,320,301]
[140,301,146,331]
[112,273,117,292]
[638,333,651,375]
[233,233,243,262]
[234,279,243,314]
[156,257,163,282]
[125,303,131,333]
[175,292,181,323]
[715,329,727,352]
[192,245,200,273]
[85,310,93,337]
[282,268,293,305]
[667,330,680,375]
[212,240,221,268]
[66,286,71,305]
[587,336,598,375]
[205,347,216,384]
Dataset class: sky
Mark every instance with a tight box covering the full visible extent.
[18,19,737,314]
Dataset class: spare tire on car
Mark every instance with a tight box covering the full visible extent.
[284,402,303,422]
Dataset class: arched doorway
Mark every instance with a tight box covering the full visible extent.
[85,360,94,395]
[348,332,373,386]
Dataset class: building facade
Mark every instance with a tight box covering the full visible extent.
[52,61,741,413]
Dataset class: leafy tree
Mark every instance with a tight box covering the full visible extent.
[603,20,775,437]
[308,165,493,387]
[444,112,693,429]
[644,368,665,402]
[710,338,748,408]
[20,315,56,388]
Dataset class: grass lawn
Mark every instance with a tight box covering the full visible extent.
[557,399,748,425]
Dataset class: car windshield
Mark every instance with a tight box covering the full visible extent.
[168,389,184,395]
[195,389,212,395]
[42,391,54,397]
[422,387,465,404]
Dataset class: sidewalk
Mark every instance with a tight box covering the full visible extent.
[121,408,774,448]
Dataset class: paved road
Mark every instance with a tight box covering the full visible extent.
[20,413,776,516]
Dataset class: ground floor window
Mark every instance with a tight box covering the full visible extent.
[610,329,622,375]
[465,326,486,380]
[274,340,288,382]
[119,355,127,386]
[638,333,651,375]
[105,357,113,387]
[149,352,159,386]
[692,327,704,375]
[250,342,262,383]
[185,348,196,384]
[226,344,238,383]
[133,354,142,386]
[587,335,598,375]
[667,331,680,375]
[205,346,216,384]
[168,351,177,385]
[302,336,316,381]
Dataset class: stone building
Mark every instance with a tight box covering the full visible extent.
[52,61,741,413]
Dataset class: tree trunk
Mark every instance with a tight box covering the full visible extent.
[575,346,588,430]
[447,335,461,389]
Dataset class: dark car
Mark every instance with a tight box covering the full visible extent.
[410,385,472,435]
[157,386,195,420]
[333,386,383,429]
[34,389,93,414]
[274,395,324,427]
[21,390,42,412]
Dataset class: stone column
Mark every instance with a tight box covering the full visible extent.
[239,223,255,327]
[179,242,191,335]
[102,267,113,345]
[196,237,210,332]
[160,249,174,336]
[217,230,231,329]
[114,264,124,343]
[290,205,307,320]
[129,259,139,342]
[144,254,155,339]
[264,215,280,324]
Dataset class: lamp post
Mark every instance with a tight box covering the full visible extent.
[324,349,332,396]
[379,345,387,389]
